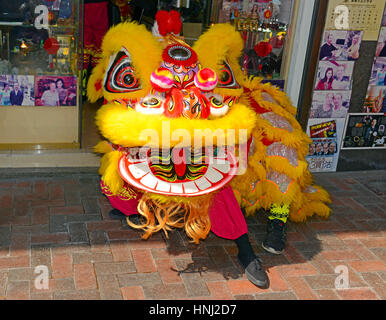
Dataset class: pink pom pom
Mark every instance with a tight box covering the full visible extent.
[150,67,174,92]
[194,68,218,91]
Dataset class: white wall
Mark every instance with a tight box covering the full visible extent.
[285,0,316,108]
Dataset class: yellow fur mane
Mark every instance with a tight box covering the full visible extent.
[89,21,332,243]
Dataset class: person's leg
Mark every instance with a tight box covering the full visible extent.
[209,187,269,288]
[100,180,141,221]
[262,203,289,254]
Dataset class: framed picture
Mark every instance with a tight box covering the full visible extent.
[319,30,363,61]
[56,36,73,74]
[35,75,77,107]
[314,60,354,90]
[310,90,351,119]
[368,57,386,86]
[306,117,347,172]
[375,27,386,58]
[0,74,34,106]
[341,113,386,149]
[307,137,337,158]
[363,86,386,113]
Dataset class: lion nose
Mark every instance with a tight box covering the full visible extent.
[181,89,202,119]
[164,87,210,119]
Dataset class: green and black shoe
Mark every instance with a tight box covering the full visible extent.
[262,218,287,254]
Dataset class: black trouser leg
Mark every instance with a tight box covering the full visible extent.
[234,233,256,268]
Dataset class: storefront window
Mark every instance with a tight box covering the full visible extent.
[0,0,80,107]
[211,0,295,88]
[0,1,81,148]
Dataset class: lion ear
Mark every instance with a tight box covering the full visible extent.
[87,61,105,103]
[193,24,245,96]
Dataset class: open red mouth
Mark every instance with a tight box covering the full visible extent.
[118,147,238,196]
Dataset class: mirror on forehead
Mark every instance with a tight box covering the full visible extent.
[168,46,192,61]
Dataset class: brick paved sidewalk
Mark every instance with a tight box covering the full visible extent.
[0,168,384,300]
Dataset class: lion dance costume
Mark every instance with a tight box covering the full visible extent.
[87,10,331,287]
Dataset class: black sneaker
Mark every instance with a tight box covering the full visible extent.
[237,256,269,288]
[108,209,128,220]
[109,209,142,224]
[262,219,287,254]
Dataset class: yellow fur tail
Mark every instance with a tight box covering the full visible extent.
[233,77,332,222]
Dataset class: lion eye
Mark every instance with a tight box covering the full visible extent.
[204,93,228,117]
[211,96,222,106]
[104,48,141,93]
[217,61,240,89]
[135,95,165,115]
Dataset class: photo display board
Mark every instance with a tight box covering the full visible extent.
[341,3,386,150]
[305,0,386,171]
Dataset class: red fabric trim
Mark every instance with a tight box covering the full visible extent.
[243,87,269,114]
[261,134,273,146]
[95,79,102,92]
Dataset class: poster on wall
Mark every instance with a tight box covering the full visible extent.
[309,90,351,119]
[314,60,354,90]
[363,26,386,113]
[218,0,243,22]
[383,2,386,27]
[319,30,363,61]
[35,76,77,106]
[375,27,386,57]
[0,75,35,106]
[363,86,386,113]
[306,118,347,172]
[325,0,385,41]
[368,57,386,86]
[342,113,386,149]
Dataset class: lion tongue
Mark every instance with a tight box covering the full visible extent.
[172,148,187,177]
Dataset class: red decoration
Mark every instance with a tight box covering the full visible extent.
[155,10,182,36]
[269,35,284,49]
[264,9,272,19]
[43,38,60,55]
[95,79,102,92]
[254,41,272,57]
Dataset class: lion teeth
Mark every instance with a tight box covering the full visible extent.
[140,174,157,189]
[212,160,230,174]
[128,163,148,179]
[170,183,184,194]
[122,147,237,196]
[183,182,199,194]
[195,177,212,190]
[156,180,171,193]
[205,167,223,183]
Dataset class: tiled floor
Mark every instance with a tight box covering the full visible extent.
[0,168,385,300]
